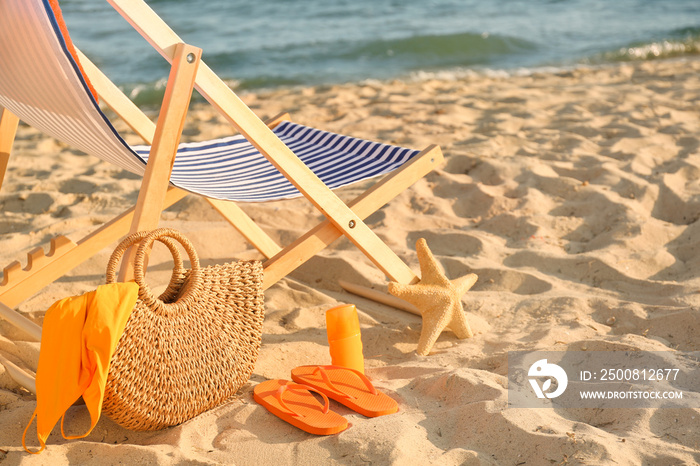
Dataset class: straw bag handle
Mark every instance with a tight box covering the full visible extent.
[107,231,185,284]
[107,233,190,309]
[106,229,203,315]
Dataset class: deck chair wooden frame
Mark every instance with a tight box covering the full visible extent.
[0,0,444,353]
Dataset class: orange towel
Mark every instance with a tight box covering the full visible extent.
[22,282,139,454]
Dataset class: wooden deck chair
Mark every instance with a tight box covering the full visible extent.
[0,0,443,368]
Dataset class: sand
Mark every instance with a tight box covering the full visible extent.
[1,58,699,465]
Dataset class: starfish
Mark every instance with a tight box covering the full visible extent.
[388,238,477,356]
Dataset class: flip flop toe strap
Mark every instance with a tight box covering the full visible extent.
[274,383,330,417]
[313,365,378,399]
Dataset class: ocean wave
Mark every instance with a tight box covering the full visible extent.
[196,30,540,92]
[594,27,700,63]
[346,31,538,66]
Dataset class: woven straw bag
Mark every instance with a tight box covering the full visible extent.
[101,228,264,431]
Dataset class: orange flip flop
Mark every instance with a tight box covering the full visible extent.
[290,365,398,417]
[253,379,348,435]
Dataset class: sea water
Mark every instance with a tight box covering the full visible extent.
[60,0,700,104]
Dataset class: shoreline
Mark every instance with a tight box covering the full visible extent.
[125,55,700,109]
[1,57,700,465]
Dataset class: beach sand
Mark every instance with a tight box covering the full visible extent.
[1,58,699,465]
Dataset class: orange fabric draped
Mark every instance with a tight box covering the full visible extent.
[22,282,138,453]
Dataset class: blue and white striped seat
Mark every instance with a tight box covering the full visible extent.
[135,120,419,202]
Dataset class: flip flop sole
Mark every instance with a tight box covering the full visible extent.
[291,365,398,417]
[253,379,348,435]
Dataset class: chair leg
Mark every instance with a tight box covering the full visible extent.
[117,43,202,281]
[0,107,20,192]
[262,145,443,289]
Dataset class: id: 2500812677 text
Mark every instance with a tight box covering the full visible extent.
[581,368,679,382]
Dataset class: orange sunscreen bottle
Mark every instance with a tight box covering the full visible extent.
[326,304,365,374]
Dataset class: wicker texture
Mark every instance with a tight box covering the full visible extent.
[102,229,264,431]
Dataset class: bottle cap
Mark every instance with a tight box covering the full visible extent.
[326,304,360,342]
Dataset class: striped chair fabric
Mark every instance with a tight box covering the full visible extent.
[0,0,420,202]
